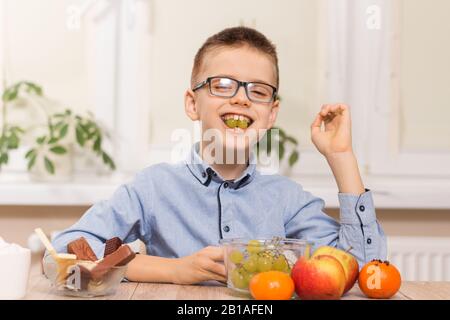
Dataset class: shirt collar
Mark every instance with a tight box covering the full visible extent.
[185,142,256,189]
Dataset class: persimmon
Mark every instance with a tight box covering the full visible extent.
[249,271,294,300]
[358,259,402,299]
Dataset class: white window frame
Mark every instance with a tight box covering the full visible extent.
[368,0,450,176]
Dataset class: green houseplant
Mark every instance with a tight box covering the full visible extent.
[0,81,115,176]
[256,95,300,171]
[256,126,300,168]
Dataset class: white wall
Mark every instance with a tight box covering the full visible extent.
[2,0,91,115]
[399,0,450,151]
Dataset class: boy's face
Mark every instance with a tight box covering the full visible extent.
[185,46,280,158]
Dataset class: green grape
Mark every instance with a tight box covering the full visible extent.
[229,250,244,264]
[243,255,258,273]
[246,240,262,254]
[225,119,237,128]
[231,268,247,289]
[257,255,273,272]
[243,272,255,288]
[237,119,249,129]
[273,255,289,272]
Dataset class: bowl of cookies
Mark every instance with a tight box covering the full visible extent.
[36,228,135,297]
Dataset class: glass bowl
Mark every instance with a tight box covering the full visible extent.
[43,257,128,298]
[220,237,313,294]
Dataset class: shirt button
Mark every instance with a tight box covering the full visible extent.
[223,226,230,233]
[201,172,206,178]
[223,182,229,188]
[367,238,372,244]
[359,205,365,212]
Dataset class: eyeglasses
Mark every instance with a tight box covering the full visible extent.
[192,76,278,103]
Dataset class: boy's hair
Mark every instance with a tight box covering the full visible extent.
[191,26,279,89]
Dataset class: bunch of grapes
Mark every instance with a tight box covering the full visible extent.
[229,239,291,290]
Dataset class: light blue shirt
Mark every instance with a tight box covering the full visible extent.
[51,143,387,268]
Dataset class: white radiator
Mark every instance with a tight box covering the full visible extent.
[387,236,450,281]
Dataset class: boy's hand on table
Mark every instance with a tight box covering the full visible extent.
[172,246,227,285]
[311,104,365,195]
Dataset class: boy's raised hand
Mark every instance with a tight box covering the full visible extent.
[310,103,365,195]
[310,104,352,157]
[172,246,227,285]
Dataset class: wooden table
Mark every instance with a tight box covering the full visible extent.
[24,262,450,300]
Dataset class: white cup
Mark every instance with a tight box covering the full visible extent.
[0,245,31,300]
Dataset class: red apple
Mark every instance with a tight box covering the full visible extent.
[291,255,346,300]
[312,246,359,293]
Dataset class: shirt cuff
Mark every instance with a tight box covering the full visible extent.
[338,189,377,225]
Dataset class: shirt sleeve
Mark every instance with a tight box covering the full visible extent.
[49,172,153,259]
[284,184,387,269]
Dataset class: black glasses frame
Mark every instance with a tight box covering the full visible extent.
[192,76,278,103]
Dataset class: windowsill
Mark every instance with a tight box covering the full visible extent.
[0,172,133,206]
[0,172,449,209]
[294,174,450,209]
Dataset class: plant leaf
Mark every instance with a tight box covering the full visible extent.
[11,126,25,134]
[285,136,298,145]
[76,126,85,146]
[36,136,46,145]
[279,143,285,160]
[79,123,90,135]
[25,149,36,159]
[266,129,272,154]
[2,88,18,102]
[0,153,8,165]
[24,82,43,95]
[49,146,67,154]
[53,121,64,130]
[288,150,299,167]
[278,128,287,140]
[102,151,116,170]
[0,135,6,147]
[44,157,55,174]
[7,133,19,149]
[27,154,37,170]
[59,124,69,139]
[48,137,59,144]
[93,136,102,153]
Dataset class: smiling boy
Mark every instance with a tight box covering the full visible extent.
[51,27,387,284]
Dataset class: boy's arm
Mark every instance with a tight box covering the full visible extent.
[284,184,387,268]
[125,246,226,284]
[50,171,152,258]
[49,169,226,285]
[286,103,387,267]
[326,151,365,195]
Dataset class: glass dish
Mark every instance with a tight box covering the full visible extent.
[220,237,313,294]
[43,258,127,298]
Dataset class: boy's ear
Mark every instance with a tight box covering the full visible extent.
[267,99,280,129]
[184,89,200,121]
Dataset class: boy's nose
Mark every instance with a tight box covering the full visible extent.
[230,86,251,107]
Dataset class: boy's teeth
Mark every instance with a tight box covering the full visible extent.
[222,113,253,130]
[222,114,251,122]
